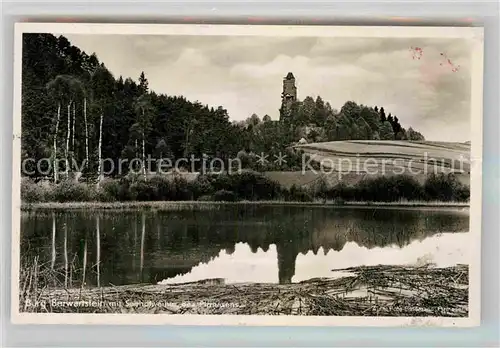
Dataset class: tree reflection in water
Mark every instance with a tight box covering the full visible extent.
[21,206,469,287]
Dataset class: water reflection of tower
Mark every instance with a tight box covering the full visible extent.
[276,239,300,284]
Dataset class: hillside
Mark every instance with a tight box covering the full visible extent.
[296,140,470,173]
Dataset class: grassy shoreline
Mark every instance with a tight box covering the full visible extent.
[20,200,470,212]
[22,171,470,207]
[20,264,468,316]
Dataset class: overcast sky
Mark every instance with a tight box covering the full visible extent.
[64,34,473,141]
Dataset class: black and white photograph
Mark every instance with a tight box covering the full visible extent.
[12,23,483,326]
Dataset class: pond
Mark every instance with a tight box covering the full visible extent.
[20,205,470,288]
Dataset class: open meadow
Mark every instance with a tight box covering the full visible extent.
[262,140,471,189]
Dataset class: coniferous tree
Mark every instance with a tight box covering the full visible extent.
[379,107,387,123]
[313,96,327,126]
[387,113,394,124]
[138,71,148,95]
[392,116,403,136]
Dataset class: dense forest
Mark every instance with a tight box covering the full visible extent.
[21,34,425,181]
[20,34,468,204]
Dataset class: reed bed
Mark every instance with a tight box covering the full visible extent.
[20,263,468,317]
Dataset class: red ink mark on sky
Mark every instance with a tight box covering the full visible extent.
[439,52,460,72]
[408,45,463,87]
[409,46,423,60]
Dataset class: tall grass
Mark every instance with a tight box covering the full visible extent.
[19,254,89,312]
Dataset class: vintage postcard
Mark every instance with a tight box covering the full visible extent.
[12,23,483,326]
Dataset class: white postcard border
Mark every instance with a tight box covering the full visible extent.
[11,22,484,327]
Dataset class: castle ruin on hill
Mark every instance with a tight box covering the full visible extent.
[280,72,298,123]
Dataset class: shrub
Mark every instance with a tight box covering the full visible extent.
[309,177,329,200]
[195,171,281,201]
[229,171,281,200]
[454,184,470,202]
[190,175,214,198]
[148,176,172,200]
[170,177,193,200]
[327,182,355,201]
[98,179,122,202]
[20,171,471,204]
[354,175,424,202]
[206,173,233,192]
[129,180,158,201]
[285,184,313,202]
[51,180,95,202]
[391,175,425,201]
[424,173,465,201]
[424,173,470,202]
[21,178,48,203]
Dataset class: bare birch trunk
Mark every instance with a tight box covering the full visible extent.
[135,139,138,170]
[141,107,147,178]
[140,212,145,279]
[51,212,56,269]
[82,237,87,288]
[65,100,72,173]
[96,216,100,288]
[64,221,68,289]
[97,112,103,184]
[142,131,146,178]
[84,98,89,169]
[53,103,61,183]
[157,225,161,251]
[133,217,137,271]
[72,101,76,159]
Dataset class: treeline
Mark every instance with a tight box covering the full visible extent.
[22,172,469,203]
[277,97,425,143]
[21,34,426,180]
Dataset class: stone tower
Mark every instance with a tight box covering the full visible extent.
[280,72,297,122]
